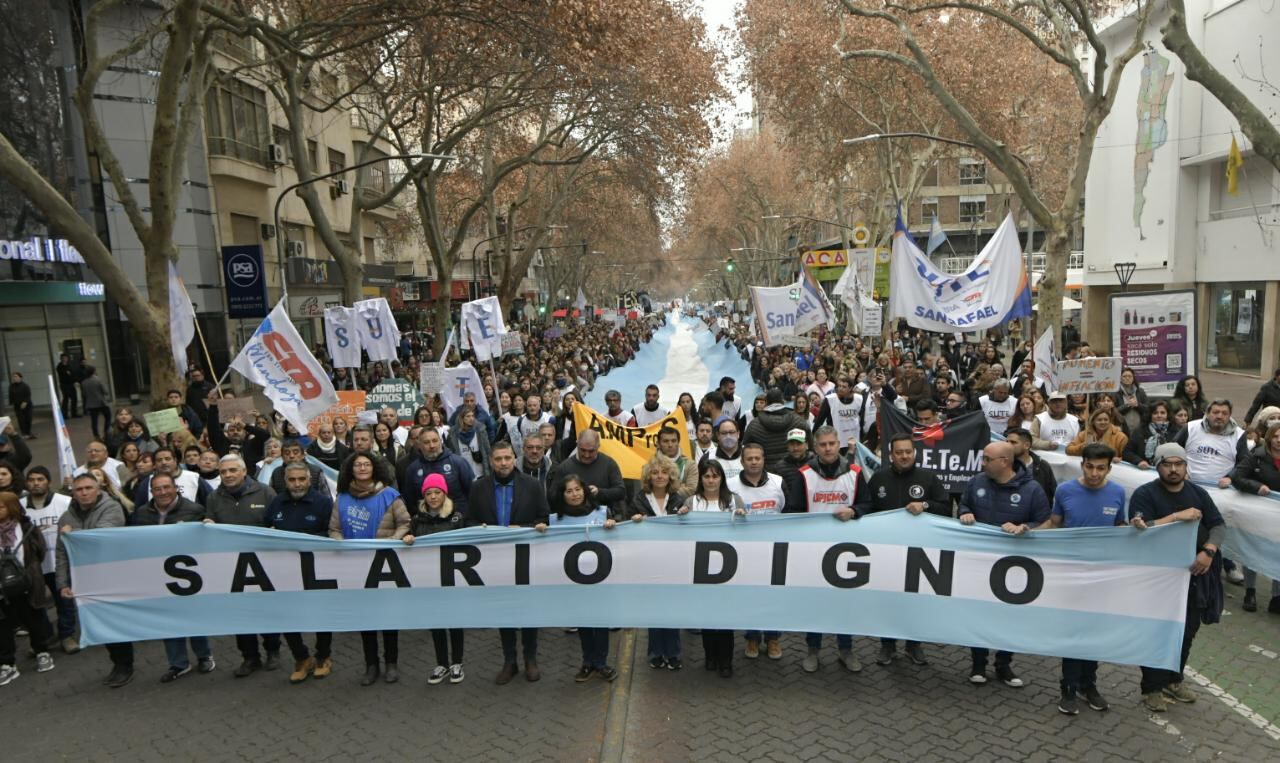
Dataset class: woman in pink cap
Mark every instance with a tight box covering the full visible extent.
[403,473,465,685]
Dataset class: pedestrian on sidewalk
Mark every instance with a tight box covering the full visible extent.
[8,372,33,439]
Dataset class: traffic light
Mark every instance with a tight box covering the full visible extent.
[538,304,547,315]
[725,257,736,273]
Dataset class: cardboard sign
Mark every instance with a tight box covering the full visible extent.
[1055,357,1122,394]
[364,380,423,425]
[500,333,525,356]
[143,408,184,435]
[418,362,447,400]
[214,396,258,422]
[306,391,367,437]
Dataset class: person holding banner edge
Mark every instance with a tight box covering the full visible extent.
[402,473,466,685]
[679,459,745,678]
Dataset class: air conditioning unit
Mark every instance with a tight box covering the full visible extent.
[335,179,350,196]
[260,223,276,240]
[285,240,305,258]
[267,143,286,166]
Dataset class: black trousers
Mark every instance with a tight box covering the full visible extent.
[701,629,734,668]
[970,647,1013,670]
[431,628,464,667]
[499,627,538,664]
[0,597,52,664]
[361,630,398,666]
[106,641,134,669]
[88,406,110,439]
[1061,659,1099,693]
[15,405,32,436]
[1141,597,1203,694]
[284,632,331,662]
[236,633,281,662]
[59,385,77,417]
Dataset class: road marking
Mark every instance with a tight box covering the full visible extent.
[1247,644,1277,660]
[599,628,637,763]
[1184,666,1280,741]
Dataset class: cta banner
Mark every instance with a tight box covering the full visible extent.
[63,513,1193,670]
[572,401,691,479]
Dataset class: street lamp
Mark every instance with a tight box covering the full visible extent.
[273,152,457,301]
[1114,262,1137,291]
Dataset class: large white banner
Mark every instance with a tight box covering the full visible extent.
[230,301,338,434]
[461,296,505,361]
[353,298,400,362]
[1109,289,1195,397]
[323,306,362,368]
[439,361,488,415]
[750,273,835,346]
[889,213,1032,331]
[168,262,196,375]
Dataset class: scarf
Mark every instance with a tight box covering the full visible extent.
[0,518,16,549]
[315,438,337,454]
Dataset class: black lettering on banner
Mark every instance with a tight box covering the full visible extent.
[904,547,954,596]
[693,541,738,584]
[822,543,870,589]
[164,555,202,596]
[300,551,337,590]
[440,545,484,587]
[770,542,789,586]
[564,541,613,584]
[231,552,275,592]
[364,548,411,589]
[989,556,1044,605]
[515,543,530,586]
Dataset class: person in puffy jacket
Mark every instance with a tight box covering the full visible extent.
[958,441,1050,690]
[743,388,810,465]
[401,428,474,517]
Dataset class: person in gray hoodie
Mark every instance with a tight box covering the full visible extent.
[203,454,278,676]
[56,474,129,687]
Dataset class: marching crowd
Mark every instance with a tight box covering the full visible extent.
[1,307,1278,720]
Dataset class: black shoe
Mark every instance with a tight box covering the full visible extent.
[1057,691,1079,715]
[383,663,399,683]
[106,666,134,689]
[597,666,618,682]
[360,664,380,686]
[649,656,666,669]
[160,665,191,683]
[717,665,733,678]
[102,666,121,686]
[575,666,594,683]
[666,657,683,671]
[234,659,261,678]
[263,651,281,671]
[1081,687,1109,711]
[905,644,929,666]
[1243,589,1257,612]
[996,666,1025,688]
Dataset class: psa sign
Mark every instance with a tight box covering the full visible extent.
[221,245,269,319]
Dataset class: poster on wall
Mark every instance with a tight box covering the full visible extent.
[1109,289,1195,397]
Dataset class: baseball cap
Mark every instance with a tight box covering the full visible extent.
[1153,443,1187,466]
[1048,391,1067,401]
[786,428,807,443]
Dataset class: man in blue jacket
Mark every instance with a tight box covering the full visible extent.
[958,440,1050,689]
[401,428,474,515]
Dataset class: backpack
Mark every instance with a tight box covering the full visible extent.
[0,547,31,602]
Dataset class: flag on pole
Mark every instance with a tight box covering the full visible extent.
[353,298,400,362]
[1033,328,1060,392]
[460,296,505,361]
[439,361,488,416]
[575,287,587,323]
[47,375,78,484]
[1226,135,1244,195]
[926,214,948,256]
[168,262,196,375]
[323,306,361,368]
[230,300,338,434]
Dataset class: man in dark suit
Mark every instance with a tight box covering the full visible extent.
[467,440,550,685]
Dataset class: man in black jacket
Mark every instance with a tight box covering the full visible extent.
[8,372,33,438]
[467,441,550,685]
[744,388,809,464]
[268,440,326,495]
[1005,428,1057,502]
[549,430,626,517]
[1245,368,1280,425]
[207,402,271,475]
[264,463,335,684]
[865,433,950,667]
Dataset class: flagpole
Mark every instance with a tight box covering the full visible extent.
[192,319,225,398]
[464,325,503,421]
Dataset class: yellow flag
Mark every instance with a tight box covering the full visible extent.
[1226,136,1244,195]
[572,402,691,480]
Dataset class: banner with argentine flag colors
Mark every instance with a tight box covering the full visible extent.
[63,512,1193,669]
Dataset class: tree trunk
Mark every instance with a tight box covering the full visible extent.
[431,274,454,360]
[1038,225,1071,345]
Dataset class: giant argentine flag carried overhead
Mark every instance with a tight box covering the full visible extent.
[230,301,338,434]
[889,211,1032,331]
[750,271,836,347]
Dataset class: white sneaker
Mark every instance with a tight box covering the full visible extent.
[35,653,55,673]
[449,664,465,684]
[427,665,448,685]
[0,665,18,686]
[1227,568,1245,585]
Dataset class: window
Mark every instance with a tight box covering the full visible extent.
[307,140,319,172]
[271,127,292,164]
[205,76,270,164]
[959,196,986,224]
[918,196,939,225]
[328,148,346,179]
[959,158,986,186]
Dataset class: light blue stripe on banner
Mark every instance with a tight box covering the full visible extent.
[64,511,1195,570]
[1224,526,1280,582]
[76,584,1183,671]
[583,317,675,410]
[685,316,761,401]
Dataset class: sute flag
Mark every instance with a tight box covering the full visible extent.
[324,306,361,369]
[229,300,338,434]
[47,375,78,483]
[461,296,505,361]
[168,262,197,375]
[353,298,400,362]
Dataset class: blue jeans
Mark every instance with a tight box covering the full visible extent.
[805,633,852,650]
[164,636,211,670]
[647,628,681,660]
[43,572,77,640]
[744,630,781,642]
[578,627,610,669]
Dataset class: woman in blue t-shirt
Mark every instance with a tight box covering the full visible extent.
[548,474,618,683]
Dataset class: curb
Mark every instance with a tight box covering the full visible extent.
[599,628,638,763]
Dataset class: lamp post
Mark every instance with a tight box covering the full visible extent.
[273,152,456,302]
[1114,262,1136,292]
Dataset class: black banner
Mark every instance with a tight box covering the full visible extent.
[879,407,991,494]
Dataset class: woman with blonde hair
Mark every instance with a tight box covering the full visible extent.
[1066,408,1128,460]
[628,453,686,669]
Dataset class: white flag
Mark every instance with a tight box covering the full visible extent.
[230,300,338,434]
[354,298,400,362]
[439,361,488,416]
[575,288,587,323]
[749,273,835,347]
[324,306,362,368]
[168,262,197,375]
[1033,328,1060,392]
[460,296,505,361]
[47,375,78,483]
